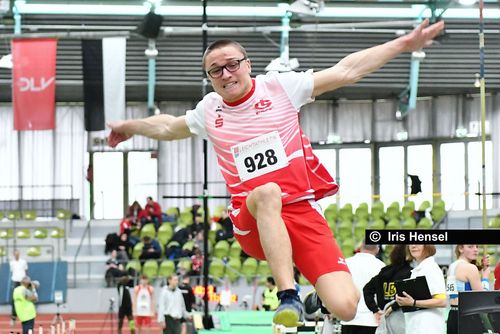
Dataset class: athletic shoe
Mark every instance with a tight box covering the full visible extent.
[273,294,305,327]
[304,291,330,315]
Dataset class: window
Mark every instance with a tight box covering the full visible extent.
[93,152,124,219]
[338,148,371,209]
[128,152,158,206]
[407,145,433,208]
[440,143,465,210]
[379,146,404,207]
[467,141,493,210]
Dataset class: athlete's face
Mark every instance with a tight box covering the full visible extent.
[204,45,253,103]
[459,244,479,261]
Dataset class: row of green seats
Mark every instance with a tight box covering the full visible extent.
[0,228,65,240]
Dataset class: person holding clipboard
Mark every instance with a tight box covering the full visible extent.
[395,245,447,334]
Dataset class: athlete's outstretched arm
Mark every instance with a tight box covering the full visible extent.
[107,114,193,148]
[312,19,444,97]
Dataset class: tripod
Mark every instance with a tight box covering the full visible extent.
[99,298,117,334]
[52,303,65,333]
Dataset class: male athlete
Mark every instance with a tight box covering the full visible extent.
[108,19,444,327]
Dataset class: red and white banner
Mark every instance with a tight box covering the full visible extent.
[12,38,57,131]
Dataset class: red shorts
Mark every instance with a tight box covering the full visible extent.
[230,199,349,285]
[135,315,152,327]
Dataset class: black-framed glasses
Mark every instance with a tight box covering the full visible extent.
[207,58,247,79]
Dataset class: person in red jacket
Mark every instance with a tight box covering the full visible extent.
[141,196,162,230]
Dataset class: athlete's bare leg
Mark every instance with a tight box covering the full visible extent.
[315,271,359,321]
[246,182,295,291]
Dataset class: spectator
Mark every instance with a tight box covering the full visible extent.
[158,274,190,334]
[142,196,162,230]
[105,250,126,287]
[261,276,279,311]
[139,236,162,262]
[340,243,385,334]
[188,214,204,240]
[119,215,134,236]
[396,245,446,334]
[13,276,38,334]
[107,20,444,326]
[117,276,135,334]
[133,275,155,334]
[117,233,132,263]
[179,275,196,334]
[446,245,490,334]
[10,249,28,324]
[128,201,144,226]
[363,245,412,334]
[190,247,203,278]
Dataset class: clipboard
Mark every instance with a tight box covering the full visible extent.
[395,276,432,312]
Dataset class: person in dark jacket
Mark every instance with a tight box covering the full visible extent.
[363,245,412,333]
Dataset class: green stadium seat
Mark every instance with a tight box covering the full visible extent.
[158,260,176,278]
[213,240,230,259]
[0,229,13,239]
[226,258,242,283]
[178,257,192,273]
[370,219,385,230]
[182,240,195,253]
[354,220,368,242]
[7,211,21,221]
[178,211,193,228]
[157,223,173,245]
[401,218,417,229]
[385,219,401,230]
[324,203,338,224]
[0,211,4,220]
[209,258,225,281]
[126,259,142,275]
[338,204,353,222]
[50,228,65,238]
[401,202,415,219]
[27,246,42,257]
[17,229,31,239]
[140,223,156,240]
[132,242,144,259]
[371,202,385,221]
[341,239,355,258]
[241,257,258,282]
[298,274,310,286]
[488,215,500,228]
[417,217,433,229]
[0,246,5,257]
[431,200,446,223]
[229,241,242,259]
[418,201,431,212]
[142,259,159,279]
[34,228,48,239]
[385,204,400,221]
[337,220,353,240]
[355,203,369,221]
[257,260,272,285]
[56,209,71,220]
[22,210,37,221]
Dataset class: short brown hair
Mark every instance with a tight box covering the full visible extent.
[202,39,248,69]
[407,244,436,261]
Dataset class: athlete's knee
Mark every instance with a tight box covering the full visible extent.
[250,182,282,207]
[324,291,359,321]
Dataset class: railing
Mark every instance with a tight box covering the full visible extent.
[72,218,93,288]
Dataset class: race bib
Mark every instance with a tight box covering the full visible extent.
[446,275,457,295]
[231,131,288,182]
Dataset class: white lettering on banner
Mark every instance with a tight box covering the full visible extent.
[18,77,55,92]
[231,131,289,182]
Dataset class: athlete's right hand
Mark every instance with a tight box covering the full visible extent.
[107,121,132,148]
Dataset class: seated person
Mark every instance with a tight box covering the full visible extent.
[141,197,162,230]
[117,233,132,263]
[105,250,127,287]
[139,236,161,261]
[127,201,143,225]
